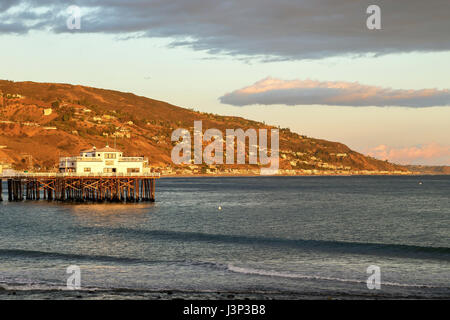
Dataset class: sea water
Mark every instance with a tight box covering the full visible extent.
[0,176,449,299]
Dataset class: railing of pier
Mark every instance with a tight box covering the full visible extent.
[1,172,161,178]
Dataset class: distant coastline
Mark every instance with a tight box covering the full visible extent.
[160,172,450,178]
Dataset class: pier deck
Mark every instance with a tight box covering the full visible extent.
[0,173,160,202]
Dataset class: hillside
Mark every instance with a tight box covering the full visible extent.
[405,165,450,175]
[0,80,410,176]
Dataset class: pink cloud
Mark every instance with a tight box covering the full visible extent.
[220,77,450,107]
[367,143,450,165]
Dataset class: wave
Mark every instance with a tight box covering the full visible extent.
[71,226,450,261]
[0,256,448,296]
[1,261,446,294]
[226,264,448,289]
[0,248,183,265]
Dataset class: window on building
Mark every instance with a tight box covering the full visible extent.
[105,153,117,159]
[103,168,116,173]
[127,168,140,173]
[84,168,91,172]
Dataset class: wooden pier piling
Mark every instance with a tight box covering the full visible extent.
[1,173,159,203]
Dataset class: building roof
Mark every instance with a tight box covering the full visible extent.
[81,147,97,153]
[96,146,122,153]
[81,145,122,153]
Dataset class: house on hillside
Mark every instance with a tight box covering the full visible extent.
[5,93,24,99]
[59,145,150,174]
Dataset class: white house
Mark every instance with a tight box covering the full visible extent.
[59,145,150,174]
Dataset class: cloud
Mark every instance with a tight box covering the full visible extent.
[219,77,450,107]
[367,143,450,165]
[0,0,449,60]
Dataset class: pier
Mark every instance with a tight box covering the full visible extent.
[0,173,160,203]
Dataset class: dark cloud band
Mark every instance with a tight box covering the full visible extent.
[0,0,449,60]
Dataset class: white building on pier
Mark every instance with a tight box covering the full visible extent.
[59,145,150,174]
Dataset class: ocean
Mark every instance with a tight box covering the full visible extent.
[0,176,449,299]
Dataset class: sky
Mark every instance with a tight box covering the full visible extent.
[1,0,449,165]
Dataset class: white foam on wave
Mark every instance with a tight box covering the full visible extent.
[228,264,363,283]
[226,264,445,289]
